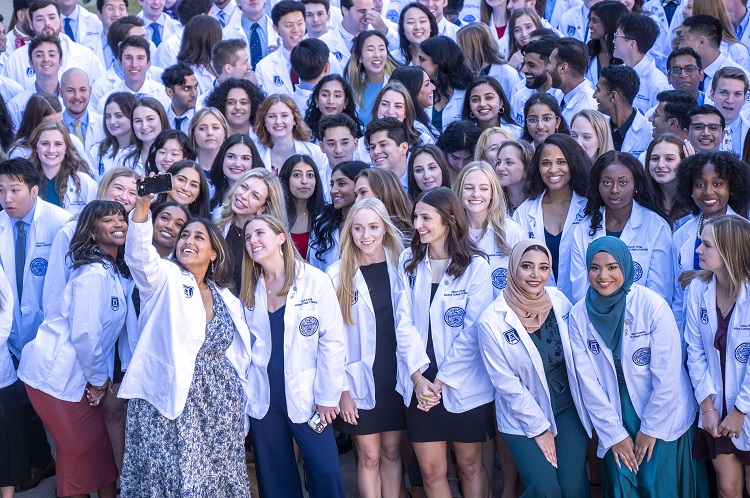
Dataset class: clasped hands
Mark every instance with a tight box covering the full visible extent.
[414,375,442,412]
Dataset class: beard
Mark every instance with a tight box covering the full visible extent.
[526,72,548,90]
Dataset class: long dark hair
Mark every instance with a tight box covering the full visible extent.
[390,66,437,136]
[0,93,14,153]
[584,151,662,235]
[67,200,130,277]
[310,160,369,263]
[174,218,234,289]
[407,144,452,202]
[587,1,628,62]
[397,3,438,64]
[461,76,518,128]
[13,93,61,145]
[304,74,364,141]
[98,92,137,159]
[418,36,474,104]
[520,93,570,143]
[177,15,223,68]
[524,133,591,199]
[123,97,169,167]
[144,129,196,175]
[208,134,265,210]
[155,160,212,218]
[404,187,481,279]
[278,154,325,229]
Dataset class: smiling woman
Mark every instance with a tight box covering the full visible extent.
[152,160,211,219]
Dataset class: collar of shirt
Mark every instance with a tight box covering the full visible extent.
[297,81,315,91]
[613,108,637,139]
[212,0,238,19]
[141,12,165,28]
[62,4,80,21]
[63,109,89,128]
[120,76,153,94]
[661,0,679,6]
[703,52,729,79]
[14,200,36,227]
[281,45,292,63]
[563,80,588,104]
[739,8,750,38]
[241,14,266,33]
[632,54,652,76]
[34,82,59,97]
[167,106,195,122]
[338,22,356,45]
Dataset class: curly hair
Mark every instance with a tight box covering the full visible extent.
[524,133,590,199]
[676,152,750,217]
[205,78,266,130]
[67,200,130,278]
[303,75,364,141]
[418,36,474,105]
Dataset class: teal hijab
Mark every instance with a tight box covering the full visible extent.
[584,237,634,357]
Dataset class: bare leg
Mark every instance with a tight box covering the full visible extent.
[380,431,407,498]
[453,442,489,498]
[101,383,126,473]
[713,453,744,498]
[413,441,451,498]
[0,486,14,498]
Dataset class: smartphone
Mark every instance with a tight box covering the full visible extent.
[307,410,327,434]
[137,174,173,196]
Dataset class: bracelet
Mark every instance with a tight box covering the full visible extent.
[737,407,747,416]
[413,376,426,392]
[701,408,717,415]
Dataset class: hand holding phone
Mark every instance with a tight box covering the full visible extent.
[137,174,173,196]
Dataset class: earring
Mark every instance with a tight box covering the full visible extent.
[470,112,476,119]
[498,106,505,115]
[210,259,215,273]
[279,247,284,258]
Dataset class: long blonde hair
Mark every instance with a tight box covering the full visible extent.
[239,214,302,308]
[216,168,288,232]
[336,198,404,325]
[454,160,511,256]
[571,109,614,160]
[698,215,750,303]
[457,22,508,78]
[189,107,230,153]
[692,0,741,45]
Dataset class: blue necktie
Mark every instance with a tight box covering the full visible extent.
[218,10,227,27]
[15,221,26,299]
[151,23,162,46]
[64,17,75,42]
[250,23,262,71]
[174,116,187,130]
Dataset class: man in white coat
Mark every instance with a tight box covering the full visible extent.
[161,62,198,134]
[0,158,71,491]
[136,0,181,48]
[710,67,750,158]
[727,0,750,49]
[290,38,330,117]
[547,37,597,124]
[594,64,652,158]
[222,0,278,71]
[96,0,129,69]
[613,13,670,115]
[61,68,103,159]
[211,0,243,28]
[58,0,103,58]
[510,37,562,126]
[3,0,105,89]
[5,0,34,58]
[319,0,373,70]
[642,0,687,72]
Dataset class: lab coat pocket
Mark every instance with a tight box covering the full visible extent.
[142,352,174,407]
[345,360,374,408]
[294,367,317,407]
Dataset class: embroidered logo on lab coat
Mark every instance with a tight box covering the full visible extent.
[735,343,750,363]
[333,51,343,61]
[111,297,120,311]
[701,308,709,324]
[273,76,283,86]
[633,261,643,281]
[444,307,465,327]
[30,258,48,276]
[491,268,508,289]
[567,26,576,36]
[632,347,651,366]
[504,328,520,345]
[183,285,194,298]
[588,340,600,354]
[463,14,476,22]
[408,275,416,289]
[299,316,319,336]
[386,9,399,22]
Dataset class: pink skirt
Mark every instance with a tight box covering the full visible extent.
[26,385,118,496]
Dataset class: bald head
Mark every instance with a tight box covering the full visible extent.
[61,68,92,118]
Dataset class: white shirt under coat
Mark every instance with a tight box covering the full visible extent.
[560,80,597,125]
[242,261,346,423]
[394,249,494,412]
[568,284,696,457]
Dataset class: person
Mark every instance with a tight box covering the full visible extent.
[309,160,370,270]
[122,96,169,175]
[461,76,521,138]
[209,39,253,87]
[220,0,275,71]
[327,197,407,498]
[436,120,482,182]
[61,68,104,155]
[17,200,130,498]
[394,186,494,498]
[290,38,331,118]
[569,109,614,164]
[672,152,750,331]
[150,201,190,257]
[188,107,230,175]
[710,67,750,158]
[407,143,452,202]
[667,47,706,105]
[364,118,411,188]
[353,167,414,239]
[240,213,347,498]
[370,81,431,146]
[645,134,692,228]
[510,37,561,126]
[205,78,265,137]
[521,93,570,147]
[215,168,288,292]
[585,0,628,84]
[648,90,695,141]
[593,64,651,158]
[176,16,221,93]
[95,0,130,68]
[455,160,524,298]
[208,133,264,214]
[568,236,707,498]
[478,239,591,497]
[685,214,750,498]
[301,0,338,39]
[304,75,364,144]
[393,3,437,65]
[513,133,590,299]
[142,130,194,176]
[496,139,533,216]
[254,95,329,175]
[419,0,459,39]
[570,150,672,302]
[91,92,137,182]
[682,104,725,154]
[0,158,71,492]
[389,66,438,140]
[0,96,13,158]
[416,35,473,132]
[480,0,510,51]
[154,160,212,218]
[318,114,361,192]
[347,30,398,127]
[28,121,97,216]
[547,37,598,125]
[474,127,515,165]
[279,154,326,259]
[161,62,198,135]
[0,265,31,496]
[456,22,523,94]
[506,7,542,69]
[320,0,375,69]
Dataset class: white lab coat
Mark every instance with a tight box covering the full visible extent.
[222,14,276,51]
[685,278,750,450]
[118,216,253,421]
[18,262,129,402]
[569,202,673,303]
[642,0,687,72]
[560,80,598,125]
[255,47,341,97]
[559,1,589,42]
[487,63,524,103]
[425,89,466,133]
[152,26,185,69]
[242,261,346,423]
[90,63,164,111]
[437,18,459,41]
[41,219,76,316]
[0,200,72,358]
[510,86,564,129]
[56,173,98,216]
[97,77,171,115]
[473,221,525,300]
[632,56,671,115]
[0,268,17,389]
[89,145,133,183]
[0,75,23,106]
[621,109,653,159]
[325,253,403,409]
[136,12,182,46]
[512,191,588,300]
[478,288,591,437]
[65,5,104,59]
[320,25,355,72]
[308,227,340,272]
[394,249,494,412]
[2,34,105,89]
[568,284,696,457]
[7,86,63,132]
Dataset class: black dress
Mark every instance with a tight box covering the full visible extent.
[334,261,406,435]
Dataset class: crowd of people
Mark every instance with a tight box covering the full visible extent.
[3,0,750,496]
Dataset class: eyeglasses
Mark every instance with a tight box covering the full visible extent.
[690,123,723,132]
[103,4,128,13]
[526,115,557,124]
[612,32,634,41]
[668,65,700,77]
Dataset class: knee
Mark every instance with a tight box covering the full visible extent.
[359,447,381,471]
[381,444,401,464]
[718,478,742,498]
[456,456,484,479]
[418,458,447,482]
[103,403,124,425]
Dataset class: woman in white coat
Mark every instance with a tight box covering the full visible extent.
[513,134,591,300]
[118,192,253,497]
[570,151,673,303]
[395,187,495,498]
[478,239,591,497]
[685,215,750,497]
[18,201,131,498]
[327,198,407,498]
[455,161,524,299]
[240,214,346,498]
[568,236,707,497]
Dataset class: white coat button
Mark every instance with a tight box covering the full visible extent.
[285,343,289,348]
[286,370,291,375]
